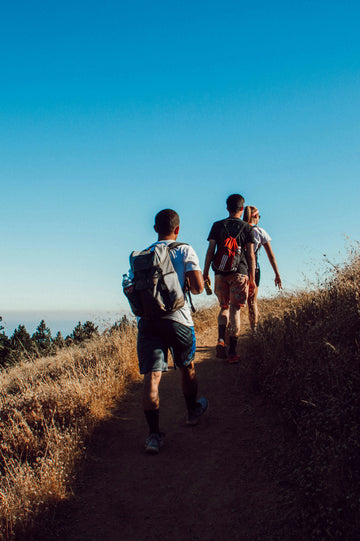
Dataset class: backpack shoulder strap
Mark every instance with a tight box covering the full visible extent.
[252,225,259,254]
[168,242,188,250]
[167,242,196,313]
[224,221,246,243]
[235,222,247,242]
[222,220,231,237]
[222,219,247,242]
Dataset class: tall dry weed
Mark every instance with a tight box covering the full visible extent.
[0,325,139,540]
[192,303,219,334]
[250,250,360,540]
[2,252,360,540]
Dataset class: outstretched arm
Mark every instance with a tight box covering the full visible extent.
[203,240,216,284]
[263,242,282,289]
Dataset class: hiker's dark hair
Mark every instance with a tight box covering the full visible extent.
[226,194,245,213]
[154,209,180,235]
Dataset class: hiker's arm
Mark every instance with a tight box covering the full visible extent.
[263,242,282,289]
[246,242,256,290]
[203,240,216,284]
[186,270,204,295]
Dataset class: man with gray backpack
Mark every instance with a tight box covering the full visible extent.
[123,208,208,454]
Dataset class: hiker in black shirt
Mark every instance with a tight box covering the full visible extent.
[203,194,255,363]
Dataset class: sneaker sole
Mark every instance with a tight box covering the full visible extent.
[186,418,200,426]
[145,446,160,454]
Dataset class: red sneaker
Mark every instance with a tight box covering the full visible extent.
[228,354,240,364]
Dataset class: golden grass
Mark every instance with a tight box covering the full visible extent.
[249,249,360,539]
[0,326,140,540]
[1,249,359,539]
[0,306,222,540]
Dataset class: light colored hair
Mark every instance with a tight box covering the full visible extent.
[243,206,259,224]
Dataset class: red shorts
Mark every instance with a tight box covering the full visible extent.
[214,273,249,308]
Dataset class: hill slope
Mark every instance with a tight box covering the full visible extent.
[33,326,301,541]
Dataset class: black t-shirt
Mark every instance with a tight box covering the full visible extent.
[207,217,255,275]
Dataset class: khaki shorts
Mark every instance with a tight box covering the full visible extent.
[214,273,249,308]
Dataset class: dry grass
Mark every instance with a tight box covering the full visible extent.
[0,304,221,540]
[248,249,360,540]
[192,303,219,334]
[0,304,221,541]
[1,249,360,540]
[0,326,139,540]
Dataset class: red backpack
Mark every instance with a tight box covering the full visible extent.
[212,222,245,273]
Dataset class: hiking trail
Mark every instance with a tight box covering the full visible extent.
[34,325,301,541]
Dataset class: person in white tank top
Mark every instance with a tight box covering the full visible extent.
[243,206,282,333]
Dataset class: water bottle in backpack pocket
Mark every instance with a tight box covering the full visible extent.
[122,273,143,316]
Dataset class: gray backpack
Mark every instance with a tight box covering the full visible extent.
[124,242,187,319]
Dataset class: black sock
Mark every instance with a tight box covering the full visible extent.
[184,392,197,411]
[228,336,238,355]
[218,325,226,341]
[144,409,160,434]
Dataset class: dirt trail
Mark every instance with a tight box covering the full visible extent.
[34,327,301,541]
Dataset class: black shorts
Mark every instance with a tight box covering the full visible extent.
[255,267,261,287]
[137,318,196,374]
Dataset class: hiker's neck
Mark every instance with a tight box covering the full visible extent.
[229,210,243,219]
[157,233,178,241]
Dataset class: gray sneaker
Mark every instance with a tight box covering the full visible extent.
[145,433,164,454]
[186,397,209,426]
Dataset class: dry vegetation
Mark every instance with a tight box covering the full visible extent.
[0,326,140,540]
[248,248,360,540]
[1,248,359,540]
[0,307,220,540]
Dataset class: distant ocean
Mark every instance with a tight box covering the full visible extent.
[1,296,213,338]
[1,310,130,338]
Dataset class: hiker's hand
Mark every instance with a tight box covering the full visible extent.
[248,278,256,296]
[203,274,211,286]
[275,275,282,289]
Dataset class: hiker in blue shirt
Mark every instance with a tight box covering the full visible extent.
[135,209,208,454]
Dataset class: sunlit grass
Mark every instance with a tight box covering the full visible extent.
[0,327,140,539]
[1,248,359,539]
[248,248,360,539]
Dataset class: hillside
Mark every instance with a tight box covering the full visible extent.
[32,324,300,541]
[1,249,359,540]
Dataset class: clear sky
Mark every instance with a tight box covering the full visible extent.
[1,1,360,328]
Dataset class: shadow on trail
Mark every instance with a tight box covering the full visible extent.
[31,340,301,541]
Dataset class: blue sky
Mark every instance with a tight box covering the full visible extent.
[1,1,360,331]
